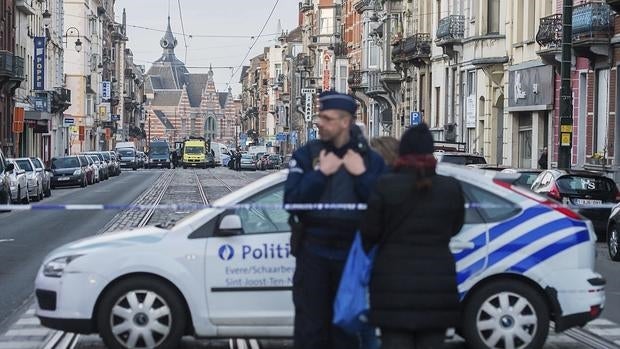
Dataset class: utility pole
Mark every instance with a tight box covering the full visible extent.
[558,0,573,169]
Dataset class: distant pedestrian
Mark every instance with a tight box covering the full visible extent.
[369,136,399,168]
[285,91,386,349]
[171,150,178,168]
[538,147,548,169]
[361,123,465,349]
[235,149,242,171]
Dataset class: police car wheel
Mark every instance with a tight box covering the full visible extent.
[97,277,187,349]
[463,280,549,349]
[608,227,620,261]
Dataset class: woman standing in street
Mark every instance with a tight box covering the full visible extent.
[361,123,465,349]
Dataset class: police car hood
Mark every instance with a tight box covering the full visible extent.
[47,227,168,258]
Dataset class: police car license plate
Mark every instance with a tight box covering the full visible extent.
[574,198,602,205]
[58,177,70,181]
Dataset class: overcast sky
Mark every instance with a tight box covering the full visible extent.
[114,0,299,96]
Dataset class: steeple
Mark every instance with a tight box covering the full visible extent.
[160,16,178,53]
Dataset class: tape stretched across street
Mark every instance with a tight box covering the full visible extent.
[0,202,615,211]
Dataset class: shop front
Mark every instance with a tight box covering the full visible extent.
[507,63,554,169]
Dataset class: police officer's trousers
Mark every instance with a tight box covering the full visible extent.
[293,248,359,349]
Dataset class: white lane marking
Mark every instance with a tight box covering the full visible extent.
[0,239,15,243]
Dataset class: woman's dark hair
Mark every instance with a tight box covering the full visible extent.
[396,124,436,191]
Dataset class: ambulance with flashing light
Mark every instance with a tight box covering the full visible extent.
[34,164,605,349]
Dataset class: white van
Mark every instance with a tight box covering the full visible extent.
[211,142,231,167]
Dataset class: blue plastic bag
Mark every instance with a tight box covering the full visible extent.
[333,232,377,334]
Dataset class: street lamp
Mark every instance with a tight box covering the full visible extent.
[64,26,83,52]
[42,9,52,28]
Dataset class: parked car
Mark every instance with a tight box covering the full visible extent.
[107,151,121,176]
[239,154,257,170]
[531,169,619,240]
[50,156,88,188]
[0,150,13,210]
[96,152,117,177]
[499,168,543,190]
[30,157,52,197]
[607,205,620,261]
[78,155,95,185]
[89,153,109,180]
[12,158,44,201]
[434,151,487,166]
[35,165,605,349]
[6,159,29,204]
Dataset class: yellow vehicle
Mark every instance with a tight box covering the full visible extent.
[182,138,207,168]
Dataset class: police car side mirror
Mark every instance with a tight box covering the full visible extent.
[217,214,243,236]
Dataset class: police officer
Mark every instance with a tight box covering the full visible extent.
[284,91,386,349]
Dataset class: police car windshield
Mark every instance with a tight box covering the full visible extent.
[185,146,204,154]
[52,157,80,169]
[15,160,33,171]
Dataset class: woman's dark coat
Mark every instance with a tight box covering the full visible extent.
[361,170,465,331]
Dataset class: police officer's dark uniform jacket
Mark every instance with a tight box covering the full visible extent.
[283,92,386,349]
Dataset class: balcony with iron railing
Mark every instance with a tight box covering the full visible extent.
[392,34,432,67]
[0,51,14,78]
[572,2,613,57]
[354,0,373,13]
[436,15,465,46]
[536,14,563,64]
[11,56,25,82]
[347,69,364,90]
[366,69,384,96]
[299,0,312,12]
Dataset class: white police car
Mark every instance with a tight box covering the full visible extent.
[35,164,605,349]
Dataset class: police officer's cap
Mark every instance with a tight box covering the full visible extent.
[319,91,357,116]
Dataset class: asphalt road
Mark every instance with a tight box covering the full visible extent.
[0,170,163,334]
[596,242,620,324]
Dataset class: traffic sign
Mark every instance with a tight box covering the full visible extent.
[63,117,75,127]
[410,111,421,126]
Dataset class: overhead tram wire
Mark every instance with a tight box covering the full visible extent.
[226,0,281,88]
[177,0,189,62]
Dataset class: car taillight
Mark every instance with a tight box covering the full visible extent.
[493,179,583,220]
[615,190,620,202]
[548,183,562,201]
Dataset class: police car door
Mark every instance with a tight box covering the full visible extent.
[454,181,523,295]
[451,181,490,295]
[205,183,295,328]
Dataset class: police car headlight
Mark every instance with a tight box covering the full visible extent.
[43,255,83,278]
[73,169,82,176]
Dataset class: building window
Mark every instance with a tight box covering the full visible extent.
[518,114,533,168]
[527,0,536,40]
[275,64,282,79]
[467,71,476,96]
[435,87,440,128]
[337,65,347,93]
[595,69,610,154]
[487,0,500,34]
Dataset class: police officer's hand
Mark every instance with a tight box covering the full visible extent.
[318,150,343,176]
[343,149,366,176]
